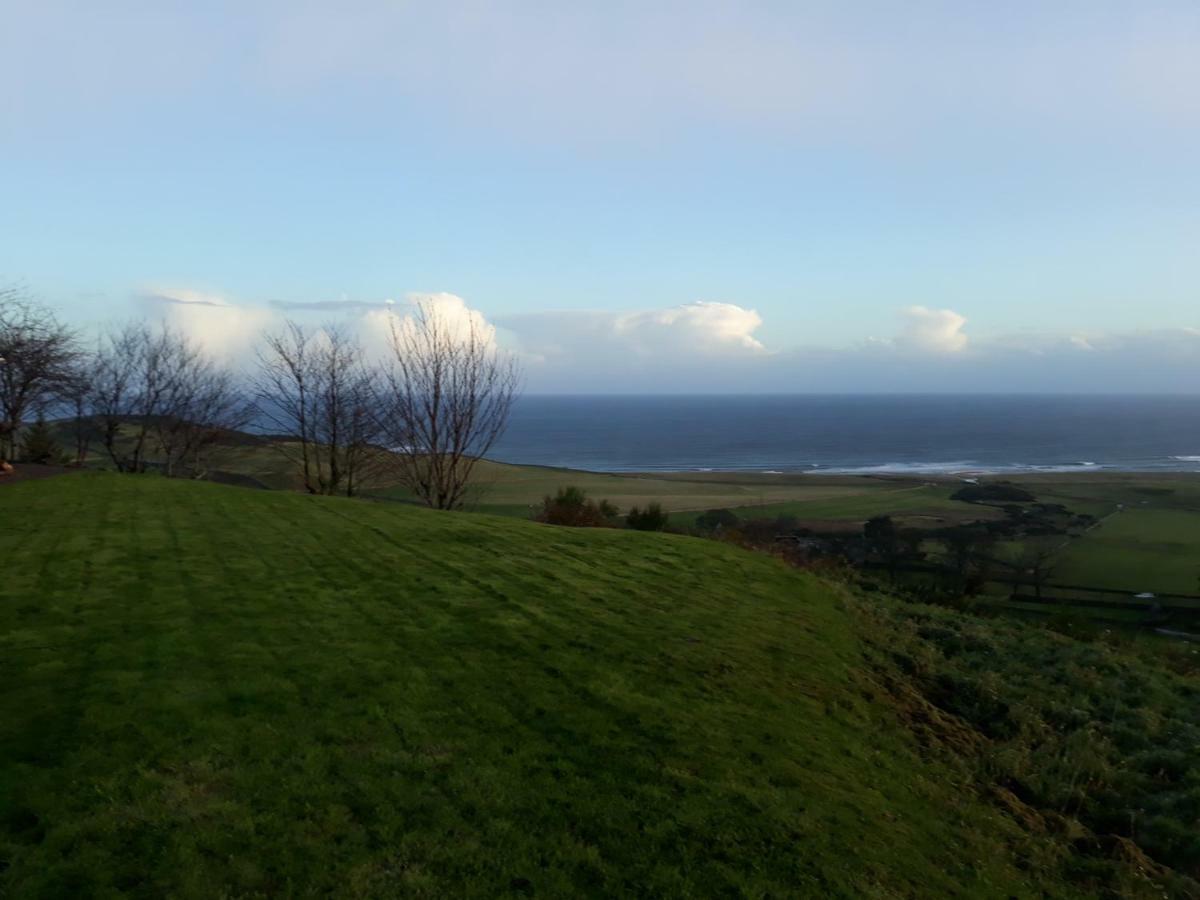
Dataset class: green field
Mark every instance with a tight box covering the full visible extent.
[678,484,999,529]
[371,459,971,522]
[362,459,1005,532]
[1052,508,1200,595]
[1016,473,1200,517]
[3,473,1093,897]
[78,423,984,527]
[61,424,1007,527]
[962,474,1200,598]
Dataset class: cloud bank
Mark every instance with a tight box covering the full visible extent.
[138,287,1200,394]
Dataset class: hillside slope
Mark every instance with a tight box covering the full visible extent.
[3,474,1071,897]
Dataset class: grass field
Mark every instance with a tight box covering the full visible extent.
[364,459,1004,531]
[76,423,985,526]
[57,424,1200,593]
[1052,508,1200,595]
[371,459,968,521]
[958,474,1200,598]
[1014,472,1200,515]
[2,473,1085,897]
[677,484,1000,529]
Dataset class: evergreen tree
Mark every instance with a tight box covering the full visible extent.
[18,417,62,465]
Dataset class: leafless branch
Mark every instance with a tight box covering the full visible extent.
[90,322,251,475]
[251,320,383,495]
[377,300,521,509]
[0,287,81,461]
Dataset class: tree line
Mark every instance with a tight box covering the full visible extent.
[0,287,520,508]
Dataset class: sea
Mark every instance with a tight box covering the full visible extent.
[488,395,1200,475]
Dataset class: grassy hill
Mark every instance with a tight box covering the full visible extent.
[0,473,1171,896]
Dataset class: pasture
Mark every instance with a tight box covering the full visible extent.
[0,473,1064,897]
[1051,508,1200,595]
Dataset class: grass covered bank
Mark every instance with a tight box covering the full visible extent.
[0,474,1152,896]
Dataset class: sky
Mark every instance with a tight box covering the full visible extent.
[2,1,1199,392]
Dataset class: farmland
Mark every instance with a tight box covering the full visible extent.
[1051,509,1200,595]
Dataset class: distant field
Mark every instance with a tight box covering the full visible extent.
[366,458,998,526]
[74,425,955,520]
[1012,473,1200,518]
[966,474,1200,597]
[1052,508,1200,595]
[677,484,1001,529]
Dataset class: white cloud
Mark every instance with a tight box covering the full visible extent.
[117,289,1200,394]
[140,288,275,363]
[361,292,500,360]
[140,288,505,368]
[892,306,969,354]
[498,300,767,375]
[615,302,766,355]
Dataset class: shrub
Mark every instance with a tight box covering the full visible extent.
[695,508,740,531]
[534,486,619,527]
[740,516,804,546]
[18,418,62,464]
[951,483,1036,504]
[626,502,669,531]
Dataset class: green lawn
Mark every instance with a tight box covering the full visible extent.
[1052,508,1200,595]
[2,473,1074,897]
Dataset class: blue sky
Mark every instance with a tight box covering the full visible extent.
[2,1,1198,391]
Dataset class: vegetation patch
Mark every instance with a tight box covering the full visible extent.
[854,595,1200,896]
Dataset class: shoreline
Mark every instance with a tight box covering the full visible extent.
[487,459,1200,480]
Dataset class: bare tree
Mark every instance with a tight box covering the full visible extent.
[252,321,382,495]
[1023,548,1058,602]
[91,322,249,475]
[993,545,1058,601]
[377,299,520,510]
[150,346,252,478]
[0,287,80,461]
[91,324,143,472]
[60,368,100,465]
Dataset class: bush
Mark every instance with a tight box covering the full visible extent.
[534,486,619,528]
[951,483,1036,504]
[626,502,669,531]
[18,418,62,464]
[695,508,740,531]
[740,516,804,546]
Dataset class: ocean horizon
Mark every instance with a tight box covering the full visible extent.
[488,394,1200,475]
